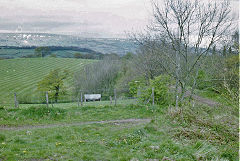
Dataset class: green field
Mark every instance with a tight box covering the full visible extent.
[17,99,137,109]
[0,48,90,59]
[0,58,95,105]
[0,49,34,59]
[0,103,238,160]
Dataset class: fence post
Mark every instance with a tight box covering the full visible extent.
[77,96,80,107]
[81,92,83,106]
[137,87,141,102]
[152,87,154,105]
[46,91,49,108]
[114,89,117,106]
[110,96,112,105]
[14,92,18,108]
[51,100,54,107]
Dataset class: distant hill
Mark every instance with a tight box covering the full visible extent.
[0,46,104,59]
[0,58,95,105]
[0,33,137,55]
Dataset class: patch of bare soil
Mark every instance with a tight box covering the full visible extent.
[185,90,220,107]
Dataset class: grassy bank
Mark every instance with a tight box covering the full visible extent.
[0,102,238,160]
[0,103,152,127]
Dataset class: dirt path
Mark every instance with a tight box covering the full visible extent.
[0,90,220,131]
[191,94,219,107]
[170,86,221,107]
[0,118,151,131]
[185,91,220,107]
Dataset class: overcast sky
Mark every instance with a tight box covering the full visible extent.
[0,0,238,38]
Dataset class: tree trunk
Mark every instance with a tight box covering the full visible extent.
[189,68,199,102]
[180,82,186,103]
[55,86,59,103]
[175,49,181,108]
[175,80,179,108]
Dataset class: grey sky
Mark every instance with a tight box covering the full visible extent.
[0,0,238,38]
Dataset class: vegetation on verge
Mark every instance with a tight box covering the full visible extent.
[0,103,238,160]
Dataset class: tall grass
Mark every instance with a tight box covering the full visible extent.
[167,104,238,160]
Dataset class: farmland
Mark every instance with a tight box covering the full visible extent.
[0,48,90,59]
[0,0,239,159]
[0,58,95,105]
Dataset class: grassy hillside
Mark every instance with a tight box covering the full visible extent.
[0,103,238,160]
[0,58,95,105]
[0,49,34,59]
[0,48,93,59]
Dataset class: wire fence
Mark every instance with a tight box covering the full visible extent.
[0,87,157,108]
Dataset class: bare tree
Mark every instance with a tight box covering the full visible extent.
[134,40,163,82]
[74,56,120,95]
[143,0,233,107]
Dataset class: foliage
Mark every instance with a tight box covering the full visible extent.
[134,75,173,105]
[74,52,121,60]
[211,55,239,104]
[18,94,43,104]
[74,52,100,59]
[0,134,5,142]
[231,30,239,54]
[221,55,239,102]
[128,79,146,97]
[74,53,84,59]
[0,58,93,105]
[195,70,211,90]
[121,52,134,61]
[34,47,51,57]
[74,57,120,99]
[37,69,69,103]
[114,53,138,97]
[133,44,164,81]
[133,0,232,107]
[168,104,238,160]
[50,54,57,58]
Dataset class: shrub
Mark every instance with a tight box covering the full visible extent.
[128,79,146,97]
[0,134,6,142]
[195,70,212,90]
[74,53,83,59]
[50,54,57,58]
[133,75,173,105]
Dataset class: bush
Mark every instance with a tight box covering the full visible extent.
[0,134,6,142]
[74,53,83,59]
[130,75,173,105]
[128,79,146,97]
[18,93,45,104]
[50,54,57,58]
[34,47,51,57]
[195,70,212,90]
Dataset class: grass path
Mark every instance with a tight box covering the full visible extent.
[170,86,221,107]
[186,91,220,107]
[0,118,151,131]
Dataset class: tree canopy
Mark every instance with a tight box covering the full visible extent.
[37,69,69,103]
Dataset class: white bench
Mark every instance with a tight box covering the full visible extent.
[84,94,101,102]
